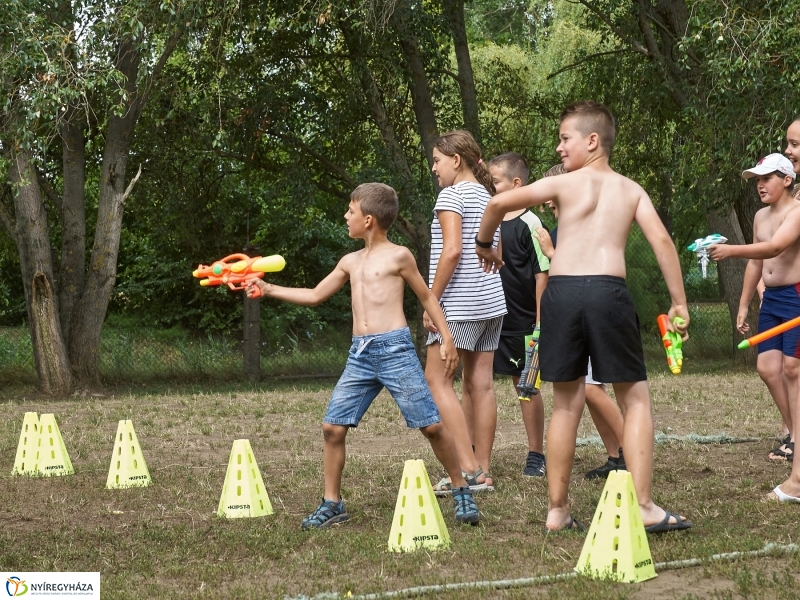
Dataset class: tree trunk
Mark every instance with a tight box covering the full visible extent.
[243,296,261,382]
[341,16,433,354]
[442,0,481,144]
[390,0,440,176]
[59,113,86,346]
[8,150,73,395]
[733,180,760,244]
[707,207,756,366]
[69,40,142,387]
[30,272,73,395]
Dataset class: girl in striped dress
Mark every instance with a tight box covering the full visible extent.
[424,130,507,494]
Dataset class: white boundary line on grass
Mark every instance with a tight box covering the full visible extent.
[286,542,798,600]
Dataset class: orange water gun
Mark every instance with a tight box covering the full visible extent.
[738,315,800,349]
[657,314,685,374]
[193,254,285,298]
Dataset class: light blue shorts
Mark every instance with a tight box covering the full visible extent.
[324,328,441,429]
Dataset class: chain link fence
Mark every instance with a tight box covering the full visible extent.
[0,326,351,385]
[626,225,733,363]
[0,230,736,386]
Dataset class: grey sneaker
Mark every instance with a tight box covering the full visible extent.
[523,451,546,477]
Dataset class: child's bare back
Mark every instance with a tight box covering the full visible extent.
[545,167,648,278]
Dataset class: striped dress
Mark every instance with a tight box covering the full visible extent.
[428,181,507,322]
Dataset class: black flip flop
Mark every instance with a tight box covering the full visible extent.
[769,441,794,462]
[645,511,692,533]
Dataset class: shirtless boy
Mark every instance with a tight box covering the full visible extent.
[710,153,800,503]
[474,101,692,532]
[248,183,481,527]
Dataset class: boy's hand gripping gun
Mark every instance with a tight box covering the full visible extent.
[657,314,685,374]
[516,326,541,400]
[193,254,285,298]
[687,234,727,279]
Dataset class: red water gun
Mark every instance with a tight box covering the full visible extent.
[193,254,285,298]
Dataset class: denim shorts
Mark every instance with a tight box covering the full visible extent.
[325,327,441,429]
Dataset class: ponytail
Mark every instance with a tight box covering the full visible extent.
[434,130,496,196]
[473,160,496,196]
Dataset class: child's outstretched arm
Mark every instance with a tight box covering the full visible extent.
[246,257,349,305]
[476,178,558,271]
[635,192,690,338]
[397,248,459,378]
[709,208,800,260]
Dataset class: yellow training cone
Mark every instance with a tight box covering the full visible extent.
[575,470,657,582]
[12,412,41,475]
[217,439,273,518]
[387,459,451,552]
[36,414,74,477]
[106,420,152,489]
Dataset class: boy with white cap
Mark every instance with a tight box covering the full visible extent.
[710,154,800,500]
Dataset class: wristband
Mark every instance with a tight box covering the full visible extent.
[474,235,492,249]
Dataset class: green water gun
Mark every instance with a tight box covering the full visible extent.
[657,314,685,374]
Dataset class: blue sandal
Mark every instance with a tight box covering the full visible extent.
[301,498,349,530]
[452,486,480,525]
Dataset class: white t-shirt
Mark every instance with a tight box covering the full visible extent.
[429,181,507,321]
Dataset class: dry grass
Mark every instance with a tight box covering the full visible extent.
[0,371,798,599]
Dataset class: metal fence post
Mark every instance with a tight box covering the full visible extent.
[243,295,261,382]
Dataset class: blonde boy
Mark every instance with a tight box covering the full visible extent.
[248,183,481,527]
[474,101,691,532]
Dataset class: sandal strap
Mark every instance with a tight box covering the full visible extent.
[462,467,484,486]
[306,500,343,526]
[452,486,477,515]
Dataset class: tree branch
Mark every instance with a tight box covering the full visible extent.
[394,214,423,246]
[0,185,17,245]
[120,163,142,205]
[134,28,185,117]
[576,0,650,57]
[268,130,357,188]
[309,178,350,201]
[547,49,634,80]
[636,1,690,110]
[636,2,664,61]
[427,68,462,83]
[35,167,63,212]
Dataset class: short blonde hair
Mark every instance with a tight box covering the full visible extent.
[542,164,566,178]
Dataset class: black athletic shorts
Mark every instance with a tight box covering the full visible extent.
[539,275,647,383]
[493,333,528,376]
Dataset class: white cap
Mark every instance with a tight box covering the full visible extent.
[742,153,796,180]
